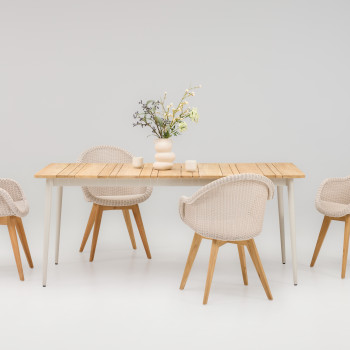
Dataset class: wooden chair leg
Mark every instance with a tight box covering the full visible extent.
[15,218,33,268]
[310,216,331,267]
[180,233,202,290]
[122,209,137,250]
[89,205,103,262]
[80,204,97,252]
[341,216,350,278]
[246,240,273,300]
[132,205,151,259]
[7,217,24,281]
[237,244,248,285]
[203,240,220,305]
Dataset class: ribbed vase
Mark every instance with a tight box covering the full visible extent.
[153,138,175,170]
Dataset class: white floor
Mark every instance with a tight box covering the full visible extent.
[0,204,349,350]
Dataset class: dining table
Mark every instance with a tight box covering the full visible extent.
[35,162,305,286]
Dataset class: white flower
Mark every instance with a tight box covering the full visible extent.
[178,121,188,132]
[189,107,199,122]
[185,89,189,93]
[184,101,189,104]
[190,92,195,96]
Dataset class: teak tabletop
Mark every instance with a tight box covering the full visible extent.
[35,162,305,180]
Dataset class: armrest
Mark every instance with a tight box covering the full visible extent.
[0,179,26,201]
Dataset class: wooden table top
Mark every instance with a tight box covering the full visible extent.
[35,163,305,180]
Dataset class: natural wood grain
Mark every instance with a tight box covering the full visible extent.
[257,163,276,177]
[7,217,24,281]
[158,163,182,178]
[219,163,234,177]
[35,163,69,178]
[98,163,118,178]
[203,239,220,305]
[15,218,33,268]
[236,163,263,175]
[76,163,108,178]
[132,204,151,259]
[139,163,154,178]
[246,239,273,300]
[89,205,103,262]
[117,164,143,178]
[69,163,86,177]
[273,163,305,178]
[237,244,248,285]
[109,163,123,177]
[180,233,202,289]
[57,163,82,178]
[229,164,240,175]
[310,216,331,267]
[342,216,350,278]
[198,163,222,179]
[266,163,283,178]
[79,204,97,252]
[35,162,305,179]
[122,209,137,250]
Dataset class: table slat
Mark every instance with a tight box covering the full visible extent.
[98,163,118,178]
[235,163,263,175]
[35,163,70,178]
[56,164,81,178]
[181,164,199,178]
[273,163,305,178]
[219,163,234,176]
[158,164,182,178]
[75,163,108,178]
[266,163,283,178]
[117,164,143,178]
[257,163,276,178]
[198,163,223,178]
[139,163,154,178]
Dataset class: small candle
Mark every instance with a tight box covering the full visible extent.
[185,160,197,172]
[132,157,143,168]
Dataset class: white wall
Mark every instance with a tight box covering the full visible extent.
[1,0,350,238]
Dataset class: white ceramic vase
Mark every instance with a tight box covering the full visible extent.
[153,138,175,170]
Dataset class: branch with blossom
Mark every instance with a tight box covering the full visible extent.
[133,85,201,138]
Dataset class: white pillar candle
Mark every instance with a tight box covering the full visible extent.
[185,160,197,172]
[132,157,144,168]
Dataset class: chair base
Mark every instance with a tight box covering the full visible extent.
[0,216,34,281]
[79,203,151,261]
[310,214,350,278]
[180,233,273,304]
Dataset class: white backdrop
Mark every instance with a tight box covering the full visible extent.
[1,1,350,349]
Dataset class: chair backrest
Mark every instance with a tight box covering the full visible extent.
[182,174,274,241]
[78,145,146,199]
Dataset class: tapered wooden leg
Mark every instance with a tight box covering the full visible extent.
[180,233,202,290]
[203,240,220,305]
[237,244,248,285]
[341,216,350,278]
[80,204,97,252]
[123,209,137,250]
[310,216,331,267]
[7,217,24,281]
[247,240,272,300]
[15,218,33,268]
[89,205,103,262]
[132,205,151,259]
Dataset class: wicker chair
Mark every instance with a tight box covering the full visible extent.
[311,176,350,278]
[78,146,153,261]
[0,179,33,280]
[179,174,274,304]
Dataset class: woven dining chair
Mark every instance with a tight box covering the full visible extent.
[179,174,274,304]
[78,146,153,261]
[311,176,350,278]
[0,179,33,280]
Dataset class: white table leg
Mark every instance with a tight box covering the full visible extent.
[43,179,53,287]
[55,186,63,265]
[287,179,298,285]
[277,186,286,264]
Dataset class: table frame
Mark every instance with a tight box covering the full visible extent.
[41,176,297,287]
